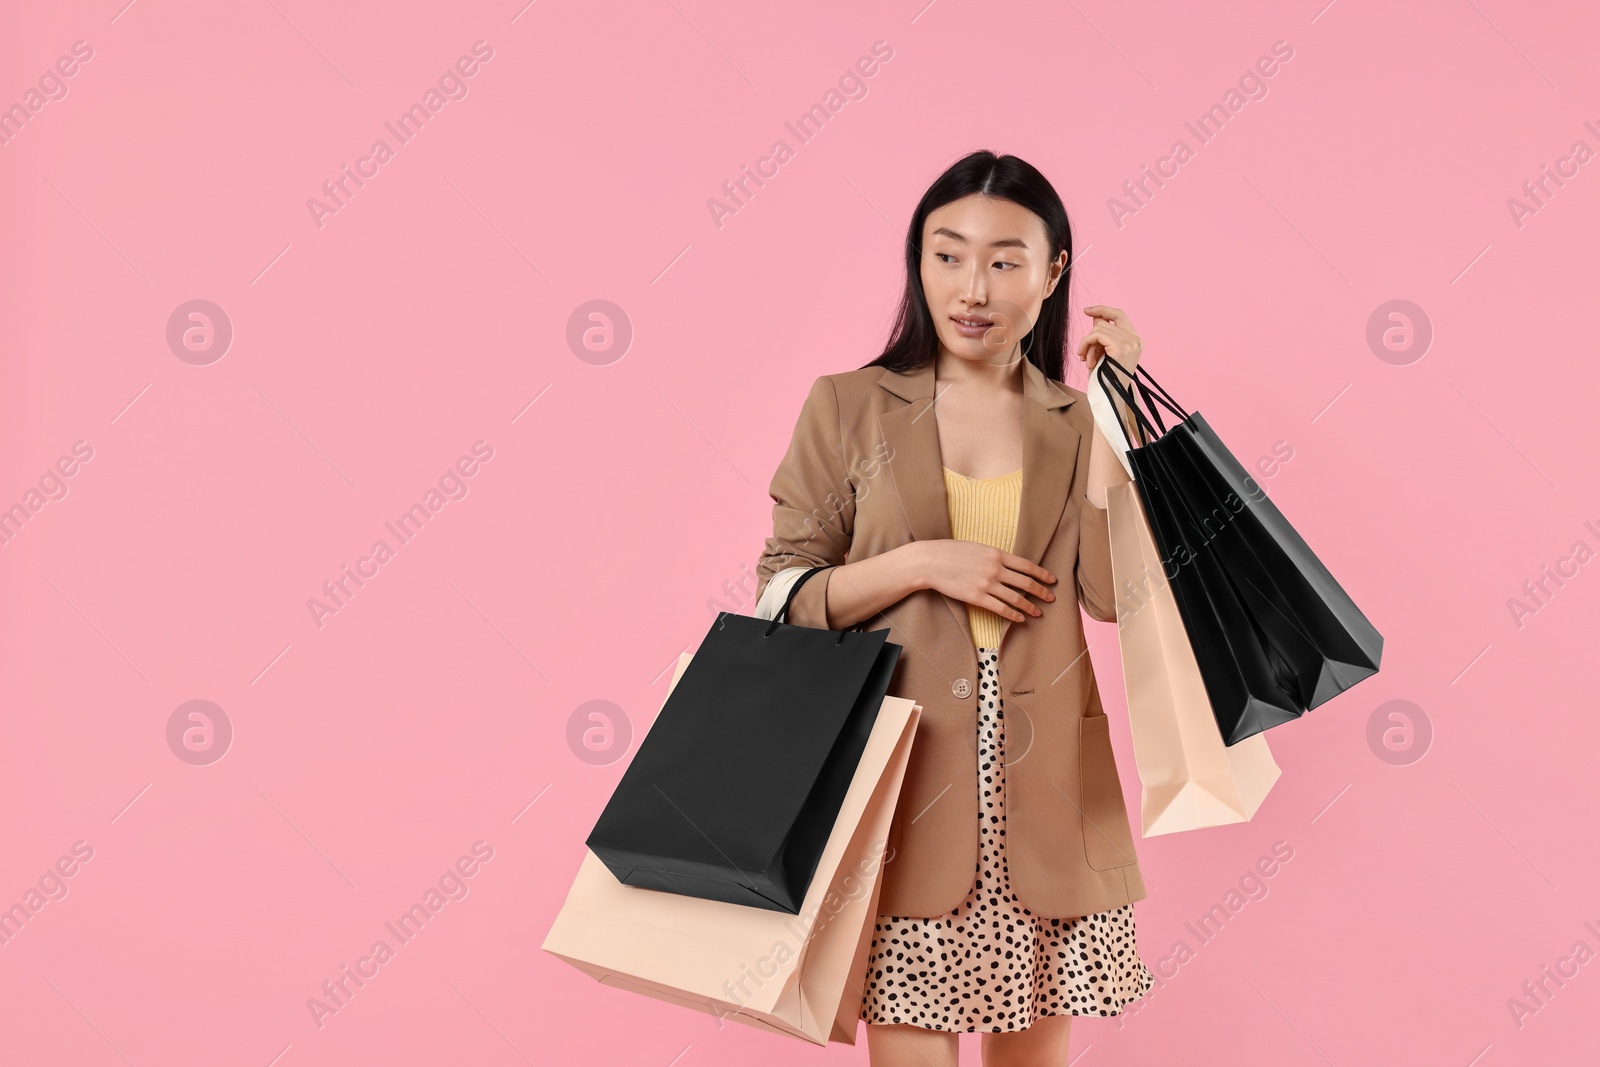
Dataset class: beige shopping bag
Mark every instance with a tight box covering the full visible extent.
[1106,481,1281,836]
[542,650,922,1046]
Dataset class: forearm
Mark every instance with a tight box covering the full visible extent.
[1084,418,1133,508]
[1072,426,1126,623]
[822,543,927,629]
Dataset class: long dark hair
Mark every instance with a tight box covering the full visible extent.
[861,150,1074,384]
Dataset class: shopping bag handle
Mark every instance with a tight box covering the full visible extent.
[1096,362,1157,453]
[765,565,859,644]
[1095,354,1190,452]
[1100,353,1190,424]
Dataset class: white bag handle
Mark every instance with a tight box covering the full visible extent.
[754,566,813,621]
[1088,360,1140,480]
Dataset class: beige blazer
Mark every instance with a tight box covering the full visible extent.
[755,356,1147,919]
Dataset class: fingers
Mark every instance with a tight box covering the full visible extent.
[1080,307,1138,363]
[985,590,1039,621]
[1002,554,1056,586]
[950,549,1060,623]
[1079,324,1131,349]
[991,564,1056,621]
[1076,326,1142,371]
[1082,305,1131,329]
[998,563,1055,603]
[1075,327,1110,364]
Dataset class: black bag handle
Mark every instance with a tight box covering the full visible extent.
[1137,378,1172,435]
[1096,361,1158,453]
[1102,353,1190,423]
[1095,354,1191,451]
[765,565,861,644]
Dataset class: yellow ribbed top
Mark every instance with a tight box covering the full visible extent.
[942,465,1024,651]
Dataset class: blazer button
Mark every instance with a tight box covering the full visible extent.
[952,677,972,699]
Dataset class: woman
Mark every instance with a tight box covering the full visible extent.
[754,151,1153,1066]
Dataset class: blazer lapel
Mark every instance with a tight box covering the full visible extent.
[1003,362,1083,650]
[877,357,1082,653]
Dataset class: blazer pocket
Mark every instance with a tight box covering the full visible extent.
[1079,713,1139,871]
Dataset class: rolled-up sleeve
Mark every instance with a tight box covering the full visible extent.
[1075,495,1118,623]
[755,375,854,629]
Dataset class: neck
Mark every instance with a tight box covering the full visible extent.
[934,346,1025,394]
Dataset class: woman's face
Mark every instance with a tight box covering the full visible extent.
[919,193,1066,367]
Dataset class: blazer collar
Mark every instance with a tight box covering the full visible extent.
[875,357,1083,654]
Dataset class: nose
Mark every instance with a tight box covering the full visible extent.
[959,263,988,308]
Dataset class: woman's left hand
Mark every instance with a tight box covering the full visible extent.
[1076,305,1143,380]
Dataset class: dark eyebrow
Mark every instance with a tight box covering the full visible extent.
[929,226,1030,250]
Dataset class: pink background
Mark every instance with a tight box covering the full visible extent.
[3,0,1597,1063]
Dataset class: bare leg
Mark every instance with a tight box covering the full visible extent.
[865,1021,958,1067]
[979,1013,1072,1067]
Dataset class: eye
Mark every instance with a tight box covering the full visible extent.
[935,252,957,264]
[994,261,1020,271]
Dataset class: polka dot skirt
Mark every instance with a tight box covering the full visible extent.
[859,647,1154,1033]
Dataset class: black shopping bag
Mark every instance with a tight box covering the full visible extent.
[1118,416,1306,743]
[1104,359,1383,709]
[586,566,902,913]
[1145,430,1338,709]
[1097,357,1383,744]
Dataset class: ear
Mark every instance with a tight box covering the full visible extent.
[1042,248,1069,299]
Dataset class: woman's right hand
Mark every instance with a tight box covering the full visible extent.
[909,540,1059,623]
